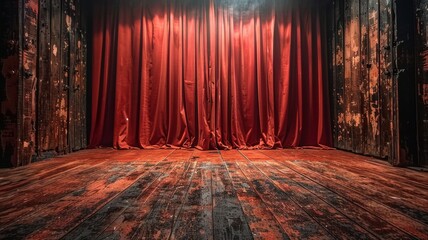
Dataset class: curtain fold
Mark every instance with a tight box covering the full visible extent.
[89,0,332,150]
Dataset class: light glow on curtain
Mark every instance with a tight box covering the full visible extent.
[89,0,332,150]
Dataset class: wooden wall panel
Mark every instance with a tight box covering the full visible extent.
[0,0,39,167]
[80,16,88,149]
[350,0,363,153]
[331,0,428,166]
[1,0,87,167]
[360,0,369,154]
[415,0,428,167]
[60,0,70,153]
[68,0,87,152]
[69,0,77,152]
[20,0,39,166]
[331,0,394,161]
[393,0,419,166]
[0,1,19,167]
[367,0,381,156]
[52,0,65,154]
[73,0,88,151]
[37,0,51,153]
[344,0,353,151]
[334,0,346,150]
[37,0,87,160]
[65,0,87,152]
[37,0,63,156]
[379,0,393,160]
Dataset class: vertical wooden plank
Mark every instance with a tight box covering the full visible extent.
[82,30,88,148]
[350,0,362,153]
[76,0,87,150]
[61,0,71,153]
[330,1,338,148]
[416,0,428,167]
[37,0,52,155]
[394,1,419,166]
[80,35,90,148]
[0,0,19,167]
[73,0,81,151]
[80,3,88,149]
[335,0,346,150]
[50,0,62,153]
[74,30,81,151]
[344,0,353,151]
[20,0,38,166]
[360,0,369,154]
[367,0,381,156]
[379,0,393,159]
[68,0,77,151]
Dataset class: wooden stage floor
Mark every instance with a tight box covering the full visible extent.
[0,149,427,239]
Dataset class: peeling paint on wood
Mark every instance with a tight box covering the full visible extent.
[360,0,369,154]
[1,0,87,167]
[334,0,346,150]
[368,0,381,156]
[20,0,39,166]
[378,0,393,160]
[330,0,393,160]
[37,0,87,160]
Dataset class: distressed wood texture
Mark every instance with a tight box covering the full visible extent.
[416,0,428,167]
[37,0,87,159]
[393,0,420,166]
[0,1,19,167]
[0,0,39,167]
[20,0,39,166]
[1,0,87,167]
[0,149,427,239]
[333,0,346,150]
[378,0,393,161]
[331,0,393,160]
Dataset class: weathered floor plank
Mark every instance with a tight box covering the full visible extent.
[92,150,197,239]
[63,150,187,239]
[247,153,414,239]
[238,150,373,240]
[261,150,428,239]
[0,149,427,240]
[274,150,428,220]
[0,150,175,239]
[220,150,290,239]
[211,159,253,240]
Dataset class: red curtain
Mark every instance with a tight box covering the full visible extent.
[89,0,332,150]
